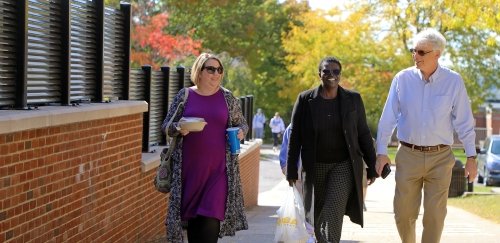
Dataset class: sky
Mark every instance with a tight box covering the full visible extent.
[307,0,344,10]
[277,0,347,10]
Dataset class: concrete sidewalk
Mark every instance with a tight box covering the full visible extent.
[221,144,500,243]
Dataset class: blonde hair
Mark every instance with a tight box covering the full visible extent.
[190,53,224,85]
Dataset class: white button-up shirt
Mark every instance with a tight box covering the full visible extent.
[376,64,477,157]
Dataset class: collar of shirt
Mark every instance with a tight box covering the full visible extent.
[415,64,443,84]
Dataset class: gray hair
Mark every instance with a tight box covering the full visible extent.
[413,29,446,53]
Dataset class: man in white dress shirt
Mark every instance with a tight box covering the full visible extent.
[375,29,477,243]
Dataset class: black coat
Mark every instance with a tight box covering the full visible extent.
[286,85,377,227]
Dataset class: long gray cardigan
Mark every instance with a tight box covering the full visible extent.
[286,85,378,227]
[161,87,249,242]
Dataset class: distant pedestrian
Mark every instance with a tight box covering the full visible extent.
[252,108,266,139]
[269,112,285,151]
[376,29,477,243]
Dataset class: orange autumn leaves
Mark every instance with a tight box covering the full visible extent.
[131,13,201,69]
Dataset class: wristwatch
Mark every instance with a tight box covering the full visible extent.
[467,155,477,160]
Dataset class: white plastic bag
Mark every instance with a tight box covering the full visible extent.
[305,221,316,243]
[274,185,310,243]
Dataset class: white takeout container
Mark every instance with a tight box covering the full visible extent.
[179,117,207,132]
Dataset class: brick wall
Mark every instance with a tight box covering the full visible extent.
[474,107,500,135]
[0,114,168,242]
[0,100,262,243]
[492,112,500,134]
[474,111,486,127]
[238,143,261,208]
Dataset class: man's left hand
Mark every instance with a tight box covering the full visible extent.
[465,157,478,183]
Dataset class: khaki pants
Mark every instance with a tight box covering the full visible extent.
[394,145,455,243]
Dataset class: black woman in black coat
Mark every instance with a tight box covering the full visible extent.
[286,56,378,243]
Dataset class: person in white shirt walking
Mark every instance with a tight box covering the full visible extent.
[376,29,477,243]
[269,112,285,151]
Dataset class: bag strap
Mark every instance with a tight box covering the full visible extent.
[166,88,189,149]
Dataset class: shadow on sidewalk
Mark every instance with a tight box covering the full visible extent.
[220,205,279,243]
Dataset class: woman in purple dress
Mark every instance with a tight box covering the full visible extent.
[162,53,248,243]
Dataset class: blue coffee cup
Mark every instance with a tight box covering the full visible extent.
[226,127,241,155]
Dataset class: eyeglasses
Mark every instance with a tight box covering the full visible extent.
[321,69,341,76]
[409,48,434,56]
[202,65,223,74]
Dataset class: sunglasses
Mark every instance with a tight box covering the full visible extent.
[202,65,224,74]
[409,48,434,56]
[321,69,341,76]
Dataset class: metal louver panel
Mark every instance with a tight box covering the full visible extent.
[27,0,62,105]
[149,70,165,147]
[168,69,181,109]
[70,0,96,103]
[184,67,193,88]
[103,7,124,101]
[129,69,144,100]
[0,0,17,108]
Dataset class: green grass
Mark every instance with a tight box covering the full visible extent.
[452,148,467,164]
[469,184,495,193]
[387,147,500,223]
[448,188,500,224]
[387,147,397,162]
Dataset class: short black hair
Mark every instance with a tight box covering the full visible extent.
[318,56,342,73]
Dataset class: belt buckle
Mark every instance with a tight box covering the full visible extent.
[424,146,438,152]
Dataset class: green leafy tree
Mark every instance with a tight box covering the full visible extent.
[282,6,409,131]
[373,0,500,109]
[283,0,499,131]
[104,0,122,8]
[164,0,310,123]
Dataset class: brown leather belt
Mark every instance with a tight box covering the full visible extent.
[400,141,448,152]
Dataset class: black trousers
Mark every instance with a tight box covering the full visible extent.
[314,161,354,243]
[187,216,220,243]
[272,132,280,146]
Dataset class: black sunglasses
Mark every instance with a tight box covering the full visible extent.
[409,48,433,56]
[321,69,341,76]
[202,65,224,74]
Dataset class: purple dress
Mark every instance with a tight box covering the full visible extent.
[181,89,228,221]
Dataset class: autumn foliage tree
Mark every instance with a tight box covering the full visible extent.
[163,0,310,122]
[369,0,500,110]
[282,7,408,130]
[131,9,201,69]
[283,1,500,130]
